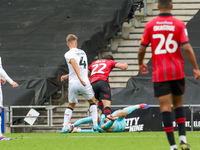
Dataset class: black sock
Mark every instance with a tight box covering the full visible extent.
[162,111,176,146]
[97,101,103,112]
[103,106,111,117]
[174,107,186,136]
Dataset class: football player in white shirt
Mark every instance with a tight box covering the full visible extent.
[61,34,103,133]
[0,57,19,140]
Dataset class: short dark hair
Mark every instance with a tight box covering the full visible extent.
[158,0,172,10]
[102,54,114,60]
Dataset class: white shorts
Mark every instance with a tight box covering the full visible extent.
[0,88,3,107]
[68,82,94,103]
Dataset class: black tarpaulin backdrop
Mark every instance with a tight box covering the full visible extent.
[112,78,200,105]
[0,0,140,105]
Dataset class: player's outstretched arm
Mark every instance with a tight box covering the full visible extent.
[183,43,200,79]
[61,74,69,82]
[0,68,18,87]
[70,58,86,86]
[11,81,19,88]
[138,45,148,74]
[115,63,128,70]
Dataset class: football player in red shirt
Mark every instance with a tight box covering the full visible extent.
[88,55,128,118]
[138,0,200,150]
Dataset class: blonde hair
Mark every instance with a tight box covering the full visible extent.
[66,34,78,45]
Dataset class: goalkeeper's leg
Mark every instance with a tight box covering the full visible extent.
[74,117,93,127]
[72,128,98,133]
[117,104,149,118]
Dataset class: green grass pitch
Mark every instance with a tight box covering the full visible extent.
[1,131,200,150]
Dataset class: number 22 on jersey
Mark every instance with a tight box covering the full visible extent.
[91,63,107,75]
[153,33,178,55]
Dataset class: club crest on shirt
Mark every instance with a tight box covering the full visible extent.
[141,37,144,42]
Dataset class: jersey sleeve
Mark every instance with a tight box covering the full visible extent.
[180,22,189,44]
[64,51,75,63]
[0,68,14,84]
[0,57,13,84]
[110,60,117,68]
[141,23,150,47]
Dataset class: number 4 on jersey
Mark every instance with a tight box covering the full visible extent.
[79,56,86,69]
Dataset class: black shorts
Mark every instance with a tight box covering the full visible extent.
[154,78,185,97]
[91,80,111,101]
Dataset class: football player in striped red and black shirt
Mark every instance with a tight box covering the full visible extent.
[138,0,200,150]
[88,55,128,118]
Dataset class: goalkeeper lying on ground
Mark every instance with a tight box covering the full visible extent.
[68,104,149,133]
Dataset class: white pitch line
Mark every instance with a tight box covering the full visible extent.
[22,135,165,139]
[21,135,200,139]
[68,135,166,138]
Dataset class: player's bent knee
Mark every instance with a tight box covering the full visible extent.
[102,99,111,105]
[101,124,106,130]
[88,96,95,102]
[68,103,76,109]
[88,99,95,104]
[160,106,171,113]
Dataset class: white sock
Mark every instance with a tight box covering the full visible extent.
[63,108,73,130]
[179,135,187,143]
[0,116,2,136]
[89,104,98,126]
[170,144,178,150]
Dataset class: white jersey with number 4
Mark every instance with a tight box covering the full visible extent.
[64,48,89,83]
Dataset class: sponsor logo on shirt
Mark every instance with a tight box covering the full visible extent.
[156,21,173,24]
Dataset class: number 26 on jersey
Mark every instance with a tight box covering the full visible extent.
[153,33,178,55]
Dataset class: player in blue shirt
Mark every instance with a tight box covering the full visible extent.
[68,104,149,133]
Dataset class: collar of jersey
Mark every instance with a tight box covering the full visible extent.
[70,48,77,51]
[158,13,172,16]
